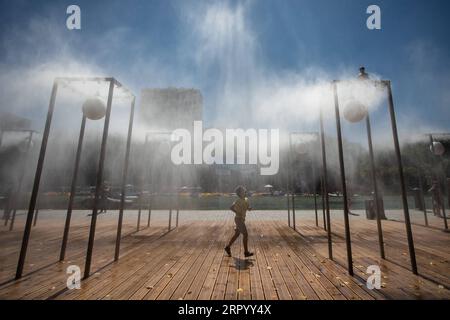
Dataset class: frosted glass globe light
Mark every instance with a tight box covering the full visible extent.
[343,100,368,123]
[82,97,106,120]
[430,141,445,156]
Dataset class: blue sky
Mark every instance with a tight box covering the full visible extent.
[0,0,449,141]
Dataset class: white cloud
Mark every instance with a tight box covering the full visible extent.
[1,2,446,149]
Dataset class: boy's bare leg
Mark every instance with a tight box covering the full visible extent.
[243,232,249,253]
[225,230,240,256]
[242,231,253,257]
[227,230,240,248]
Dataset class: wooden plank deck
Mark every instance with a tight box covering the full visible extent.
[0,210,449,300]
[297,209,450,294]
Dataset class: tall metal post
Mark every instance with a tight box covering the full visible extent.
[147,194,152,227]
[288,134,296,230]
[319,107,333,259]
[333,82,353,275]
[366,113,385,259]
[286,137,291,228]
[312,160,318,227]
[33,194,40,227]
[417,168,428,226]
[0,129,7,226]
[9,131,34,231]
[385,81,417,274]
[145,136,153,227]
[176,198,180,228]
[168,208,172,231]
[287,185,291,227]
[137,136,147,231]
[137,192,142,231]
[176,182,180,228]
[59,115,86,261]
[137,201,142,231]
[114,96,135,261]
[448,178,450,208]
[320,176,326,230]
[291,193,296,230]
[16,80,58,279]
[440,171,449,230]
[84,80,114,279]
[429,134,448,230]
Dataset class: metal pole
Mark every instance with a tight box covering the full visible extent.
[84,80,114,279]
[312,160,318,227]
[147,194,152,227]
[0,129,6,224]
[147,157,153,228]
[176,192,180,228]
[137,201,142,231]
[137,136,147,231]
[291,193,296,230]
[286,140,291,228]
[33,194,40,227]
[286,181,291,227]
[333,81,353,274]
[114,96,135,261]
[4,188,13,225]
[439,162,449,230]
[287,187,291,227]
[33,209,39,226]
[448,178,450,209]
[168,208,172,231]
[16,80,58,279]
[288,134,296,230]
[9,131,34,231]
[0,129,6,223]
[429,134,449,230]
[176,171,180,228]
[320,176,326,230]
[137,191,142,231]
[33,144,44,227]
[59,115,86,261]
[417,168,428,226]
[4,204,9,225]
[145,137,153,227]
[385,81,417,274]
[319,107,333,259]
[366,113,385,259]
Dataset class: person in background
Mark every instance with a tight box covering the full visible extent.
[99,181,110,214]
[346,180,359,216]
[429,180,443,217]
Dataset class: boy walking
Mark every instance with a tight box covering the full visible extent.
[224,186,254,258]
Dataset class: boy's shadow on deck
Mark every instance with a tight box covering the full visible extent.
[232,257,254,270]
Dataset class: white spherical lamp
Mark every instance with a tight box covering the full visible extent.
[82,97,106,120]
[430,141,445,156]
[343,100,368,123]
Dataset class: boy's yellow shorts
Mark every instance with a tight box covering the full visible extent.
[234,217,248,235]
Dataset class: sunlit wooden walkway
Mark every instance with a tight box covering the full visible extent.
[0,211,449,300]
